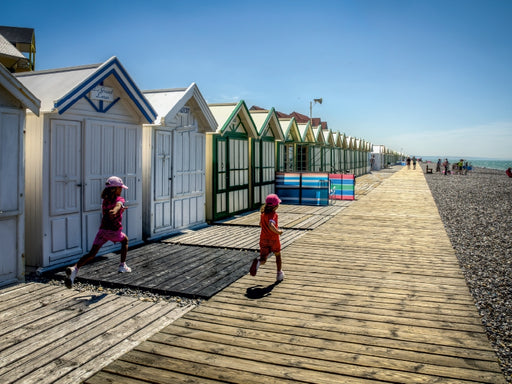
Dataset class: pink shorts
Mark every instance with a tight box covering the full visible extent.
[93,229,127,246]
[259,238,281,261]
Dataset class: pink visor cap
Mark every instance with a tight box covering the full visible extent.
[105,176,128,189]
[265,194,281,206]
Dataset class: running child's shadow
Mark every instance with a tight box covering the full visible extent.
[245,281,281,299]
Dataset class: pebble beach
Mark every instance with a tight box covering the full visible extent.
[423,164,512,382]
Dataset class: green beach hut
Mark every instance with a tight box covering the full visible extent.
[278,116,302,172]
[297,121,315,171]
[249,107,285,208]
[322,127,334,173]
[206,101,258,221]
[332,131,346,173]
[311,126,326,172]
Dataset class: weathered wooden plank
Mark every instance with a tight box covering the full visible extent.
[157,324,502,383]
[53,302,193,384]
[173,318,499,373]
[183,310,499,363]
[132,342,379,384]
[84,369,150,384]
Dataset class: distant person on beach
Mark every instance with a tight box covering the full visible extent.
[370,155,375,170]
[442,159,449,175]
[507,168,512,178]
[436,159,441,172]
[458,159,464,175]
[412,156,417,170]
[64,176,132,288]
[406,157,411,169]
[250,194,284,282]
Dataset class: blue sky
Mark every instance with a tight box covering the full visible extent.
[4,0,511,159]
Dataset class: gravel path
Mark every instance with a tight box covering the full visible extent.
[423,164,512,382]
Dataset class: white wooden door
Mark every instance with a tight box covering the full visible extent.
[0,109,22,285]
[172,128,205,229]
[49,119,83,260]
[84,120,141,251]
[153,129,172,232]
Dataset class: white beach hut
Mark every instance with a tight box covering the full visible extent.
[142,84,217,240]
[16,56,157,271]
[0,64,40,285]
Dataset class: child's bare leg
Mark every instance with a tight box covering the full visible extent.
[275,252,282,271]
[66,244,101,288]
[120,236,128,264]
[76,244,102,269]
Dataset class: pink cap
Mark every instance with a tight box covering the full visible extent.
[105,176,128,189]
[265,193,281,206]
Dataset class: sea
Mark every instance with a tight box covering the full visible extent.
[420,157,512,171]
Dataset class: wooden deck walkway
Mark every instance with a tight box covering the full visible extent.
[85,167,506,383]
[0,281,194,384]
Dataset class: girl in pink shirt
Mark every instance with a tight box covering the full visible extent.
[65,176,131,288]
[250,194,284,282]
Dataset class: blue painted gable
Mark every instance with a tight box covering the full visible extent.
[54,56,157,123]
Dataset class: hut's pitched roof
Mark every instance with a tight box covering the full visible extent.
[322,128,334,146]
[15,56,156,123]
[278,117,301,142]
[143,83,217,132]
[297,121,315,143]
[208,101,258,138]
[0,26,34,45]
[312,127,326,144]
[0,63,39,115]
[249,108,284,140]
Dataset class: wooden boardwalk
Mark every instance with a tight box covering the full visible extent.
[0,282,194,384]
[85,167,506,383]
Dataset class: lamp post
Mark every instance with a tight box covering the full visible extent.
[310,98,323,125]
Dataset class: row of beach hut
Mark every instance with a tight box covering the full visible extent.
[0,56,400,285]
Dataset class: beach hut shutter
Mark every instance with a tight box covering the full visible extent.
[228,138,249,213]
[49,119,82,255]
[84,120,142,249]
[0,111,21,214]
[253,139,261,205]
[215,138,227,215]
[172,128,206,228]
[0,109,23,281]
[261,140,275,197]
[154,130,172,230]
